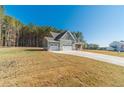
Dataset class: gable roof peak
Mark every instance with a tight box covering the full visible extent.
[55,31,67,40]
[50,32,60,38]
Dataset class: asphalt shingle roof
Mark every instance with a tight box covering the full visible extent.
[55,31,67,40]
[45,37,59,42]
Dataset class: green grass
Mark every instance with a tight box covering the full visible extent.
[0,47,124,86]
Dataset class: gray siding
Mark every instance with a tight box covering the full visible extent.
[48,42,59,47]
[61,32,74,41]
[59,32,75,50]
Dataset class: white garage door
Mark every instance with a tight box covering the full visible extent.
[49,46,59,51]
[62,46,72,51]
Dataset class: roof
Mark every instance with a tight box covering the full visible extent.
[110,41,124,46]
[45,31,77,42]
[120,41,124,44]
[72,33,78,42]
[45,37,59,42]
[55,31,67,40]
[50,32,60,38]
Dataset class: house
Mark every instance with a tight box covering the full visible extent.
[42,31,83,51]
[107,41,124,52]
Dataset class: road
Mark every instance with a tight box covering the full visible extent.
[51,51,124,67]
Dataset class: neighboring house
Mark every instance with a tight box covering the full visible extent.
[42,31,83,51]
[107,41,124,52]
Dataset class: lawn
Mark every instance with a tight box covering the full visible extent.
[83,49,124,57]
[0,47,124,86]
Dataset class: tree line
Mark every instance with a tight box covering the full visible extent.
[0,6,84,47]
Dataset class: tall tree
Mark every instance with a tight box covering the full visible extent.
[0,5,4,20]
[0,5,4,46]
[72,31,84,42]
[0,5,85,48]
[15,20,23,46]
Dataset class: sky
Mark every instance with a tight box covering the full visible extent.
[4,5,124,47]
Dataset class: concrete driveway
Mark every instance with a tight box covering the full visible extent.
[51,51,124,67]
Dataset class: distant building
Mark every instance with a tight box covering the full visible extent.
[107,41,124,52]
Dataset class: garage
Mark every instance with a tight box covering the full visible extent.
[62,45,72,51]
[49,45,59,51]
[48,42,59,51]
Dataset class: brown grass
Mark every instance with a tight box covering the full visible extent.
[83,49,124,57]
[0,47,124,86]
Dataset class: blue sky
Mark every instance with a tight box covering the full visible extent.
[4,5,124,47]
